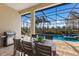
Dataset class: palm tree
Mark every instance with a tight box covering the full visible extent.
[39,16,50,33]
[35,16,50,33]
[35,16,42,29]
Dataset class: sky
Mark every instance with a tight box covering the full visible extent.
[21,3,79,28]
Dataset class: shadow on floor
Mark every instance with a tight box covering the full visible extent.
[64,41,79,55]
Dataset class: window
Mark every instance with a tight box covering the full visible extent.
[21,13,31,35]
[35,3,79,34]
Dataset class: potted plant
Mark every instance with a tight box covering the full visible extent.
[34,36,45,42]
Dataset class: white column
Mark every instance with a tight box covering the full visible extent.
[30,11,35,35]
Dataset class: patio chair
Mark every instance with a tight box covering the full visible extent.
[35,42,52,56]
[22,41,33,56]
[13,39,24,56]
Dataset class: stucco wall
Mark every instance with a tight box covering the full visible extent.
[0,4,21,38]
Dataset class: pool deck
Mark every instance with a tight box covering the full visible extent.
[54,40,79,56]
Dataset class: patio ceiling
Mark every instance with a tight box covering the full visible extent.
[4,3,62,14]
[19,3,62,14]
[4,3,39,11]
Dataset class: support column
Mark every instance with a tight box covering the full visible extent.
[30,11,35,35]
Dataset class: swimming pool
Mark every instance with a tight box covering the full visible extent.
[36,34,79,42]
[53,35,79,42]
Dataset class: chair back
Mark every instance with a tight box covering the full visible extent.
[35,42,52,56]
[13,39,23,52]
[22,41,33,56]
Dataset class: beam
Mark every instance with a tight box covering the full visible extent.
[18,3,62,15]
[41,11,57,21]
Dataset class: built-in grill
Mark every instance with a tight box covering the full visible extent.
[3,32,16,46]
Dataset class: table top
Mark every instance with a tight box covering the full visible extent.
[34,40,56,51]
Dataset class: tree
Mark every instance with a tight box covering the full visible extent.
[35,16,50,33]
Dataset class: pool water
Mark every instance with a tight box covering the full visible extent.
[53,35,79,42]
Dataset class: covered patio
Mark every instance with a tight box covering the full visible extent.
[0,3,79,56]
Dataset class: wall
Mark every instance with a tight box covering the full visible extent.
[0,4,21,38]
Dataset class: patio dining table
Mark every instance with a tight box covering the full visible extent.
[21,36,56,56]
